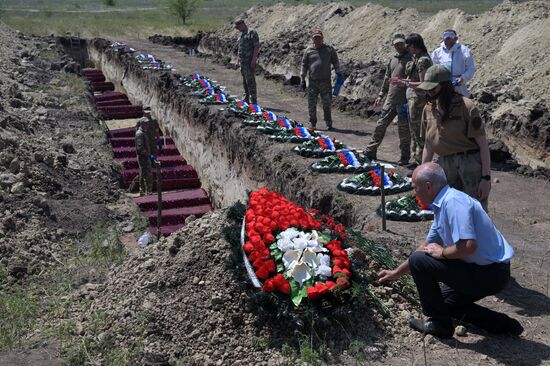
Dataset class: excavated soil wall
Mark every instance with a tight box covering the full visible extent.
[87,39,359,225]
[197,0,550,169]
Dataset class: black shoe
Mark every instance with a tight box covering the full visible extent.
[409,317,454,338]
[504,317,524,336]
[326,126,335,131]
[406,162,418,170]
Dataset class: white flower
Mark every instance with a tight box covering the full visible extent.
[289,262,311,285]
[277,237,294,252]
[316,264,332,278]
[283,249,301,270]
[302,248,320,268]
[317,253,331,266]
[280,228,299,240]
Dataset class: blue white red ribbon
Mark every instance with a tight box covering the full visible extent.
[277,117,292,129]
[373,168,390,186]
[263,111,277,121]
[147,54,156,62]
[192,73,200,80]
[337,151,360,167]
[316,136,335,151]
[294,126,311,138]
[250,104,262,114]
[198,78,211,89]
[204,88,215,95]
[215,93,227,103]
[237,100,249,109]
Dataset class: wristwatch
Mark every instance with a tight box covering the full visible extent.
[481,175,491,181]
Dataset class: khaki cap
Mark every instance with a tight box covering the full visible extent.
[312,29,323,38]
[392,32,406,45]
[417,65,452,91]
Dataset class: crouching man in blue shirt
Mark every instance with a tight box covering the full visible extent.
[378,162,522,338]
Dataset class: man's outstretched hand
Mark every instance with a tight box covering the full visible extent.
[378,269,400,284]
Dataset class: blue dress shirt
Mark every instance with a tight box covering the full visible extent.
[426,185,514,265]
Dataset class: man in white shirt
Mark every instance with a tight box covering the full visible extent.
[431,29,476,97]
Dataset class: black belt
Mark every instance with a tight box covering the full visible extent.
[449,149,480,157]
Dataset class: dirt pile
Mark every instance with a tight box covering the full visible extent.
[80,208,420,365]
[197,0,550,168]
[0,22,131,284]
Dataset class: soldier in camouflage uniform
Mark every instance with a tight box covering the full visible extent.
[364,33,412,165]
[142,107,160,155]
[393,33,433,166]
[301,29,342,130]
[235,19,260,105]
[418,65,491,211]
[135,119,152,196]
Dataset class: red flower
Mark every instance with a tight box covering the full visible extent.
[252,258,264,270]
[307,286,320,300]
[315,282,329,297]
[334,223,345,233]
[325,281,337,291]
[264,259,276,273]
[278,281,291,294]
[262,280,275,292]
[256,267,270,280]
[243,242,254,254]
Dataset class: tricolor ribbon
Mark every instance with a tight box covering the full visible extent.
[263,111,277,121]
[191,73,200,80]
[277,117,292,129]
[250,104,262,114]
[337,151,360,167]
[198,78,211,89]
[237,100,249,109]
[204,88,215,95]
[294,126,311,138]
[373,168,390,186]
[147,54,156,62]
[215,93,227,103]
[316,136,335,151]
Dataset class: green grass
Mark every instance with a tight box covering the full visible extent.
[0,289,38,351]
[0,0,503,38]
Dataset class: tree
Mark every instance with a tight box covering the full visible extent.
[102,0,116,6]
[167,0,202,25]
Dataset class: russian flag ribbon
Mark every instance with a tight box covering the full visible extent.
[294,126,311,138]
[337,151,360,167]
[215,93,227,103]
[204,88,215,96]
[237,100,249,109]
[316,136,335,151]
[277,117,292,129]
[263,111,277,121]
[191,73,200,80]
[147,54,156,62]
[373,168,390,186]
[250,104,262,114]
[198,78,211,89]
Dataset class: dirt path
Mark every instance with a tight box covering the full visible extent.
[119,39,550,365]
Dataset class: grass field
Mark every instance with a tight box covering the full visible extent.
[0,0,503,38]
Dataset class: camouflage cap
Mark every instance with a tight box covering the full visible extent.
[312,29,323,38]
[392,32,406,45]
[416,65,452,91]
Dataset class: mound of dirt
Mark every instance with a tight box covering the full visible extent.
[196,0,550,168]
[79,208,418,365]
[0,22,133,284]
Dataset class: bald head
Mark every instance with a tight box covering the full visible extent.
[413,162,447,188]
[412,163,447,205]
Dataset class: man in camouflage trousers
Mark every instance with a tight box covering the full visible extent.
[301,29,342,130]
[235,19,260,105]
[365,33,412,165]
[135,119,152,196]
[142,107,159,155]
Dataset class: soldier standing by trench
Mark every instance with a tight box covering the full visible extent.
[234,19,260,105]
[135,119,152,196]
[142,107,160,155]
[301,29,342,130]
[364,33,412,165]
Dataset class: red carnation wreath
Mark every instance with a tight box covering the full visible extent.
[241,189,352,306]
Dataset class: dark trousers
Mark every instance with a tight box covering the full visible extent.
[409,252,515,333]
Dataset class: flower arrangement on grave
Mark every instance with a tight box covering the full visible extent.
[242,109,278,127]
[338,168,412,195]
[269,126,319,143]
[199,92,231,105]
[240,189,353,307]
[382,194,434,221]
[293,136,348,158]
[180,73,217,90]
[310,151,386,173]
[226,100,251,116]
[135,53,174,71]
[256,116,295,134]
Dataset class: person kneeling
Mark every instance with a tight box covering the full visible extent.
[378,162,522,338]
